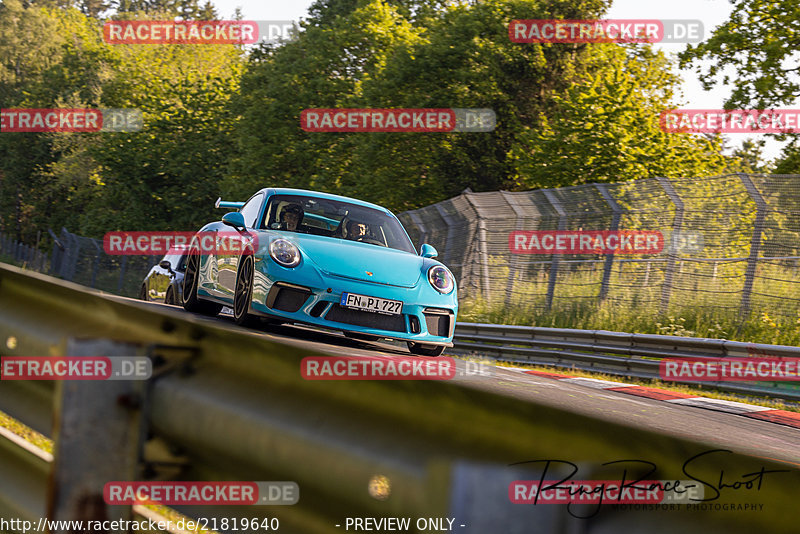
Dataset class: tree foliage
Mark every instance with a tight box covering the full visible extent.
[679,0,800,172]
[227,0,728,210]
[0,0,749,243]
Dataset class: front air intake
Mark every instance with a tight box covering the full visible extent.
[266,283,311,313]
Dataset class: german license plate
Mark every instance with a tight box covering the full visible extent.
[340,292,403,315]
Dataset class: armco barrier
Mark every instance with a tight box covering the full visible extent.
[452,322,800,400]
[1,262,800,533]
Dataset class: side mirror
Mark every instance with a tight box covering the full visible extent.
[420,244,438,258]
[222,211,246,230]
[159,260,172,270]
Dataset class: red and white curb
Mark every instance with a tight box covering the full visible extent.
[503,367,800,430]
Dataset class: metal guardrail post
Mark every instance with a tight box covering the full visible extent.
[595,184,623,302]
[656,177,684,313]
[542,191,567,310]
[738,173,767,321]
[48,339,145,526]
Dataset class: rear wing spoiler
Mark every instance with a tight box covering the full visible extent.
[215,197,245,210]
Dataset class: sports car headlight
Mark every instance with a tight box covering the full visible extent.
[269,238,301,268]
[428,265,454,294]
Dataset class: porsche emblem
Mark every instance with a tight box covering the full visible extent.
[366,271,373,276]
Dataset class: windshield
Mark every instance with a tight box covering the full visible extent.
[262,194,415,254]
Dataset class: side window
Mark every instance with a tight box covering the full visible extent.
[239,194,264,228]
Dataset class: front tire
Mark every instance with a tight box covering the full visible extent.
[233,255,260,327]
[165,286,175,305]
[182,251,222,316]
[407,341,446,356]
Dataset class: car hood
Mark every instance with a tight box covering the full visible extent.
[290,234,423,287]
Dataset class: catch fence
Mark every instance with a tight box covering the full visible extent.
[398,173,800,322]
[4,173,800,321]
[0,228,158,298]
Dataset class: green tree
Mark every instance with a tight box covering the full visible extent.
[726,139,774,173]
[774,142,800,174]
[679,0,800,110]
[513,44,729,188]
[1,3,243,240]
[111,0,217,19]
[228,0,614,211]
[79,21,245,233]
[0,0,78,240]
[680,0,800,173]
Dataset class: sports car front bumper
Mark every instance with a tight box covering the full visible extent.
[250,269,457,345]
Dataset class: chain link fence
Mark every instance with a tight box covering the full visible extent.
[398,173,800,322]
[0,228,159,298]
[3,174,800,322]
[0,231,49,272]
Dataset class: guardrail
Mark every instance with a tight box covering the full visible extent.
[452,323,800,401]
[1,263,800,533]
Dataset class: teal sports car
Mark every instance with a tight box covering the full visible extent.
[182,188,457,356]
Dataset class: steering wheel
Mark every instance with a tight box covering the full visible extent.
[357,236,385,246]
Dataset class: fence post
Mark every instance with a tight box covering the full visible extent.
[57,228,73,279]
[407,211,428,252]
[595,184,623,302]
[90,239,103,289]
[433,203,456,267]
[48,338,145,525]
[738,173,767,320]
[656,177,684,313]
[67,231,82,282]
[462,193,492,304]
[500,192,528,309]
[433,202,467,293]
[117,255,128,295]
[543,190,567,310]
[48,228,65,276]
